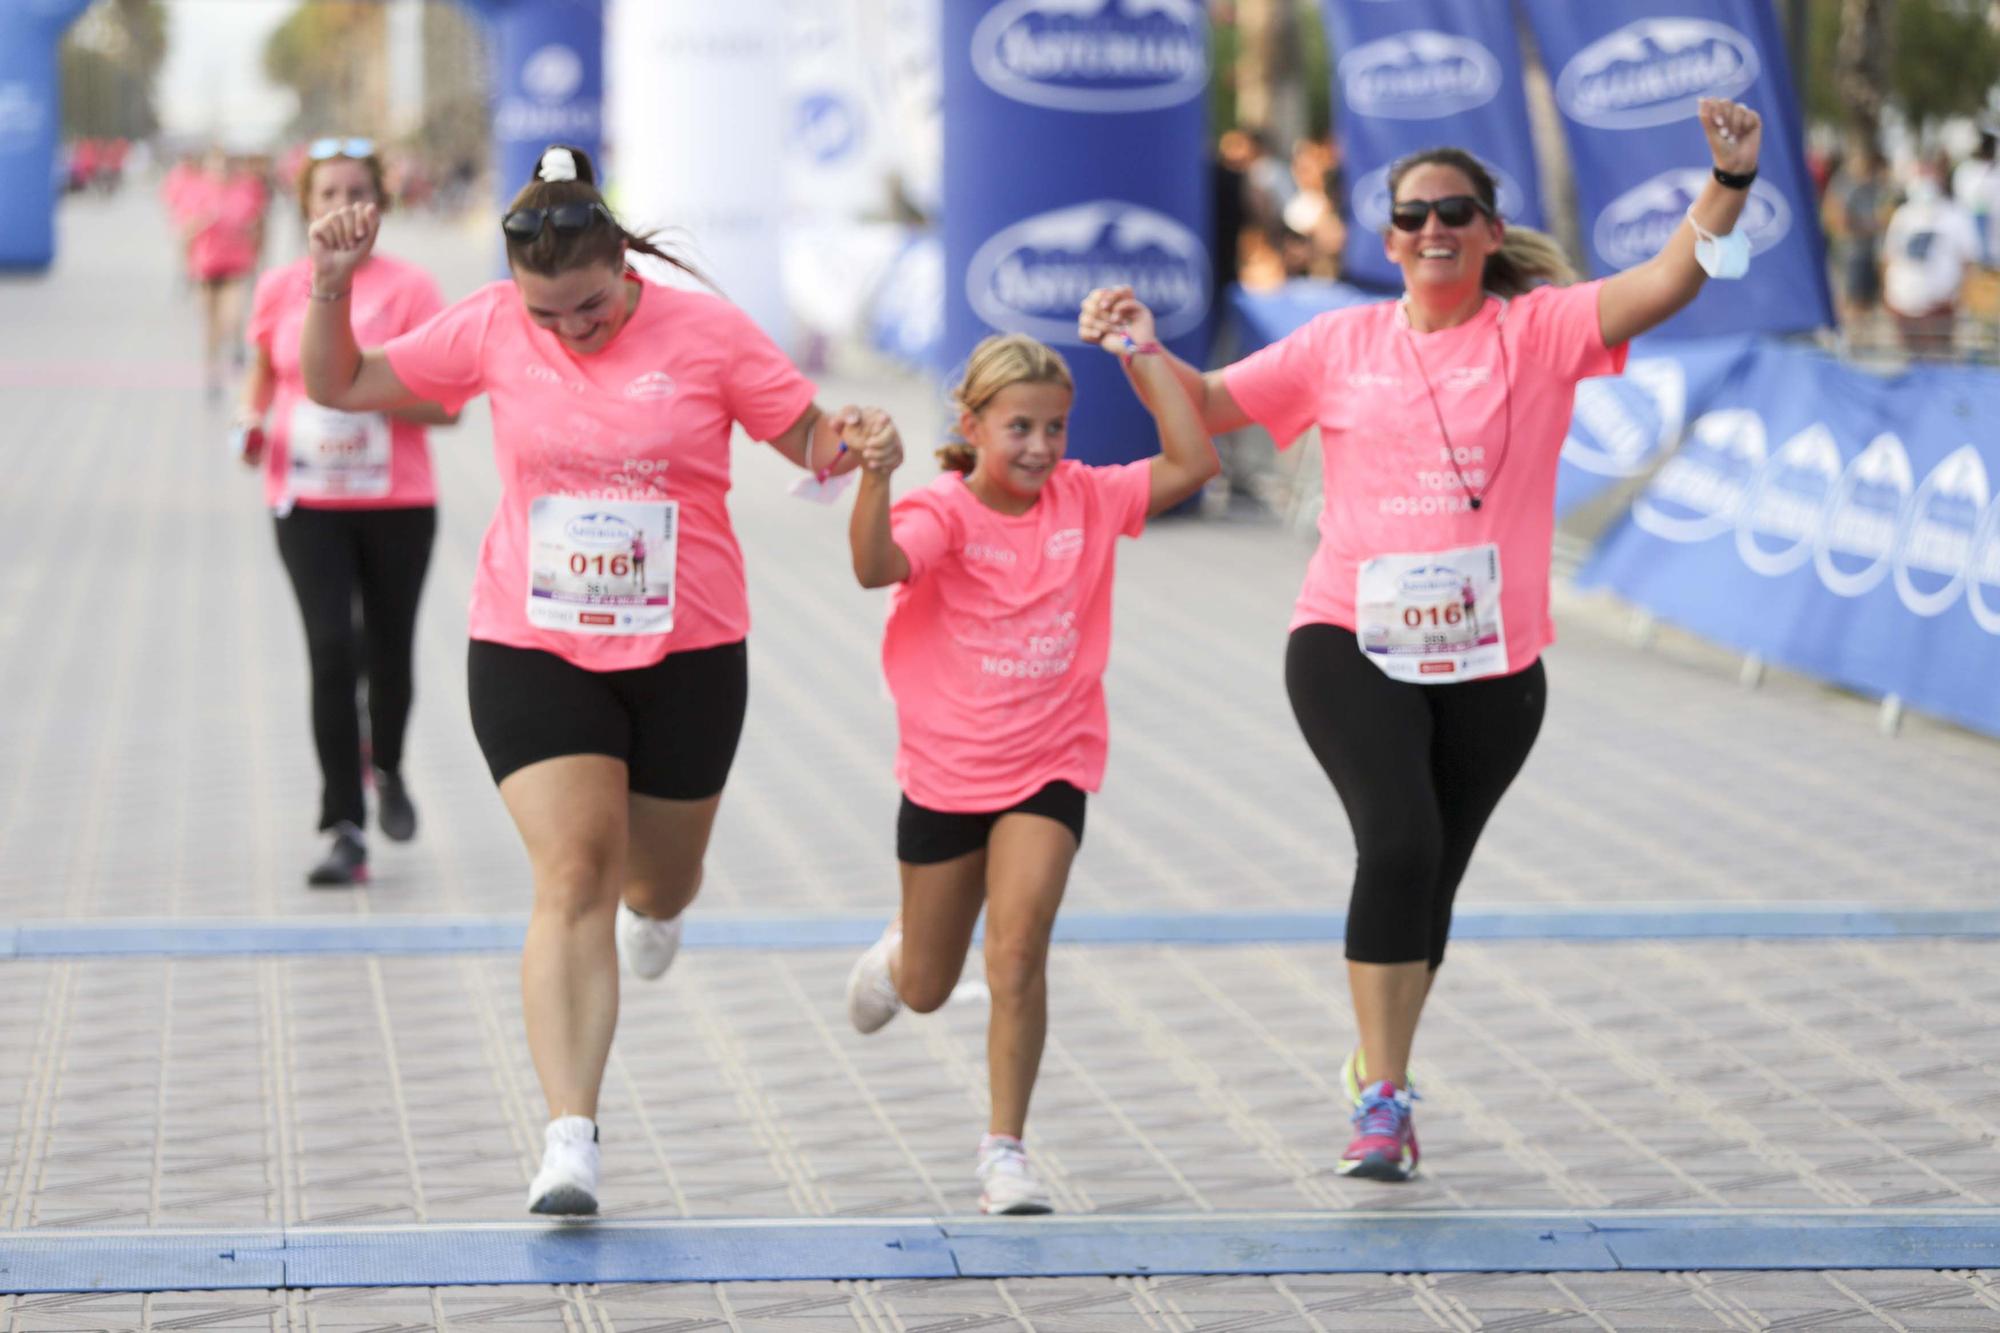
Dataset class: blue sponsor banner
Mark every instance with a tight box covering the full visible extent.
[1320,0,1543,293]
[1582,342,2000,737]
[1519,0,1834,339]
[463,0,603,212]
[0,0,93,271]
[1553,334,1752,514]
[942,0,1210,466]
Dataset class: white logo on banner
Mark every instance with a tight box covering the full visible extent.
[1338,30,1502,119]
[970,0,1208,114]
[523,45,585,102]
[1351,162,1528,233]
[1734,422,1842,576]
[791,91,863,164]
[1555,19,1760,129]
[967,200,1210,345]
[498,44,596,141]
[1594,170,1790,269]
[1563,358,1687,477]
[1632,408,1764,544]
[1967,495,2000,634]
[1813,433,1912,598]
[1892,444,1990,616]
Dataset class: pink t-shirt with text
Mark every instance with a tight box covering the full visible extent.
[383,276,816,671]
[248,254,444,511]
[1224,282,1626,673]
[883,459,1152,812]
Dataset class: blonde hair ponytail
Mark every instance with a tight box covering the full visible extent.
[939,333,1075,474]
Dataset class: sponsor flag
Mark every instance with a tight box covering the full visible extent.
[0,0,95,270]
[943,0,1211,466]
[1582,341,2000,736]
[1320,0,1544,292]
[1519,0,1833,337]
[466,0,604,218]
[1554,334,1753,514]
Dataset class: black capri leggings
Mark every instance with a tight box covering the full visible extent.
[1285,623,1546,969]
[273,505,437,831]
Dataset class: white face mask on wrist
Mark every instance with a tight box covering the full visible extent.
[1687,208,1751,280]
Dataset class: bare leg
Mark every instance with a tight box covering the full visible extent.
[501,754,628,1120]
[622,790,723,920]
[981,815,1075,1139]
[1348,959,1429,1090]
[893,849,986,1012]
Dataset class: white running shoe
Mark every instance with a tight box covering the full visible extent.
[615,902,683,981]
[845,924,904,1034]
[977,1134,1052,1215]
[526,1115,600,1216]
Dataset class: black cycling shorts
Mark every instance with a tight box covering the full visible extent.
[896,781,1087,865]
[467,638,747,800]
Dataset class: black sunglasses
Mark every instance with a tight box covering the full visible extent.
[1389,195,1493,232]
[501,201,613,240]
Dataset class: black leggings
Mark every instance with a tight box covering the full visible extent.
[1285,623,1546,968]
[274,505,436,830]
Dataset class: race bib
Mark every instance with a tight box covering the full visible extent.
[1356,543,1507,683]
[287,401,391,499]
[527,495,677,635]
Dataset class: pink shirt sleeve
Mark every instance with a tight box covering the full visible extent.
[245,267,286,352]
[889,486,958,584]
[1089,458,1154,538]
[382,291,492,414]
[1512,279,1628,381]
[1221,313,1337,450]
[714,302,817,442]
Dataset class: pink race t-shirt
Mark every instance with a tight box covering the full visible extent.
[883,459,1153,812]
[185,175,264,281]
[248,254,444,511]
[383,275,817,671]
[1224,282,1627,673]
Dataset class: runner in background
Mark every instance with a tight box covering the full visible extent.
[235,138,453,887]
[300,144,876,1216]
[842,322,1216,1214]
[1084,98,1764,1184]
[180,147,267,400]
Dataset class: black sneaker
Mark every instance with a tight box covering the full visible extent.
[307,822,368,887]
[374,768,417,843]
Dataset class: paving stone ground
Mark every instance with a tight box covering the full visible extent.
[1,190,1997,1329]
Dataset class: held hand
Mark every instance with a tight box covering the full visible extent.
[852,406,904,475]
[1078,285,1157,351]
[1698,97,1761,178]
[307,201,380,292]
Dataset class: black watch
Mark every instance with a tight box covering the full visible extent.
[1713,165,1757,190]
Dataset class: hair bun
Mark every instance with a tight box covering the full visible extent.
[535,144,596,186]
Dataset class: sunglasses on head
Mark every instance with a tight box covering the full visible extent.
[308,137,374,161]
[501,201,613,241]
[1390,194,1493,232]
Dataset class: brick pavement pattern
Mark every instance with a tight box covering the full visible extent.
[1,194,1997,1328]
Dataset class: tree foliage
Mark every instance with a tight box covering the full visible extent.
[60,0,166,139]
[1807,0,2000,142]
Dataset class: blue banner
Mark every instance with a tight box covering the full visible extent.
[1519,0,1834,338]
[1554,334,1752,515]
[463,0,603,213]
[1320,0,1544,293]
[942,0,1211,466]
[1582,341,2000,737]
[0,0,93,271]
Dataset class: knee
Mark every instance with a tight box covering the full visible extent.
[983,934,1049,1006]
[897,952,959,1014]
[303,626,358,682]
[532,848,622,926]
[1353,811,1444,890]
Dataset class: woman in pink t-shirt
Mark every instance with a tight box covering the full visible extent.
[300,145,871,1216]
[842,325,1217,1214]
[1084,99,1766,1184]
[234,140,453,889]
[179,148,268,399]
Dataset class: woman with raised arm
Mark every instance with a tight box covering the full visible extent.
[1082,99,1762,1183]
[301,144,868,1215]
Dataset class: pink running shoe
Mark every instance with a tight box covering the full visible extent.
[1338,1079,1419,1182]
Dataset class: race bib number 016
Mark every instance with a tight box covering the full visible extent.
[527,495,677,635]
[287,402,391,499]
[1356,543,1507,683]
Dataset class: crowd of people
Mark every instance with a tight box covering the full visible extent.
[199,89,1768,1220]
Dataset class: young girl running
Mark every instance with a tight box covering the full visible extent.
[842,317,1217,1214]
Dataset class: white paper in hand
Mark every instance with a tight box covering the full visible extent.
[788,470,856,504]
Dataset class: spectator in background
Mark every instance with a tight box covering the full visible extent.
[1823,143,1893,337]
[1882,154,1983,359]
[1212,130,1251,298]
[1951,129,2000,265]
